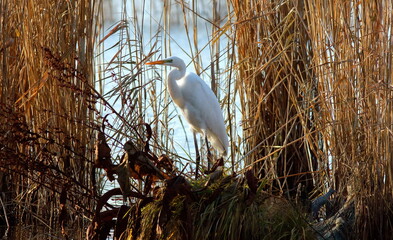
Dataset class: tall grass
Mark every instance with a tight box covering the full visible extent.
[232,0,316,195]
[100,0,392,237]
[232,0,393,238]
[0,0,101,237]
[2,0,393,238]
[305,0,393,237]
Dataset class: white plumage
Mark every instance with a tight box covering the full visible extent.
[146,56,229,155]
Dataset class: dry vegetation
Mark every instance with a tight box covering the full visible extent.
[233,0,393,238]
[1,0,392,239]
[0,0,101,238]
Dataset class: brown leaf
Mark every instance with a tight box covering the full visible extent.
[94,131,112,168]
[125,141,170,181]
[86,209,118,240]
[59,186,68,238]
[157,155,174,173]
[245,166,258,194]
[114,157,132,196]
[94,130,114,181]
[114,205,130,239]
[204,157,224,174]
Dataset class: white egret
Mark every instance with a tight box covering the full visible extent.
[146,56,228,177]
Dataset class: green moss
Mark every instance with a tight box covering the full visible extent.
[126,176,315,240]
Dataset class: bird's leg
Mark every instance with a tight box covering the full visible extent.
[193,132,200,179]
[205,135,212,172]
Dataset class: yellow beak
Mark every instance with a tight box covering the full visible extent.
[145,60,167,65]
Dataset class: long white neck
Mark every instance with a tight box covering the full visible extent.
[167,66,186,107]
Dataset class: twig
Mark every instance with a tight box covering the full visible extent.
[0,194,10,239]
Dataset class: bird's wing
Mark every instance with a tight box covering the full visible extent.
[178,72,228,154]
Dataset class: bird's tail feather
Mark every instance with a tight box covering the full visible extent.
[208,134,228,156]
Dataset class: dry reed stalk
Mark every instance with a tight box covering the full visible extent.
[232,0,317,196]
[0,0,101,236]
[232,0,393,237]
[305,0,393,238]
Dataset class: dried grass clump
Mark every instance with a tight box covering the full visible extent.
[305,1,393,238]
[0,0,101,237]
[232,0,316,195]
[232,0,393,238]
[122,174,313,240]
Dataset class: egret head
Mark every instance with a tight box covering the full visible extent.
[146,56,186,70]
